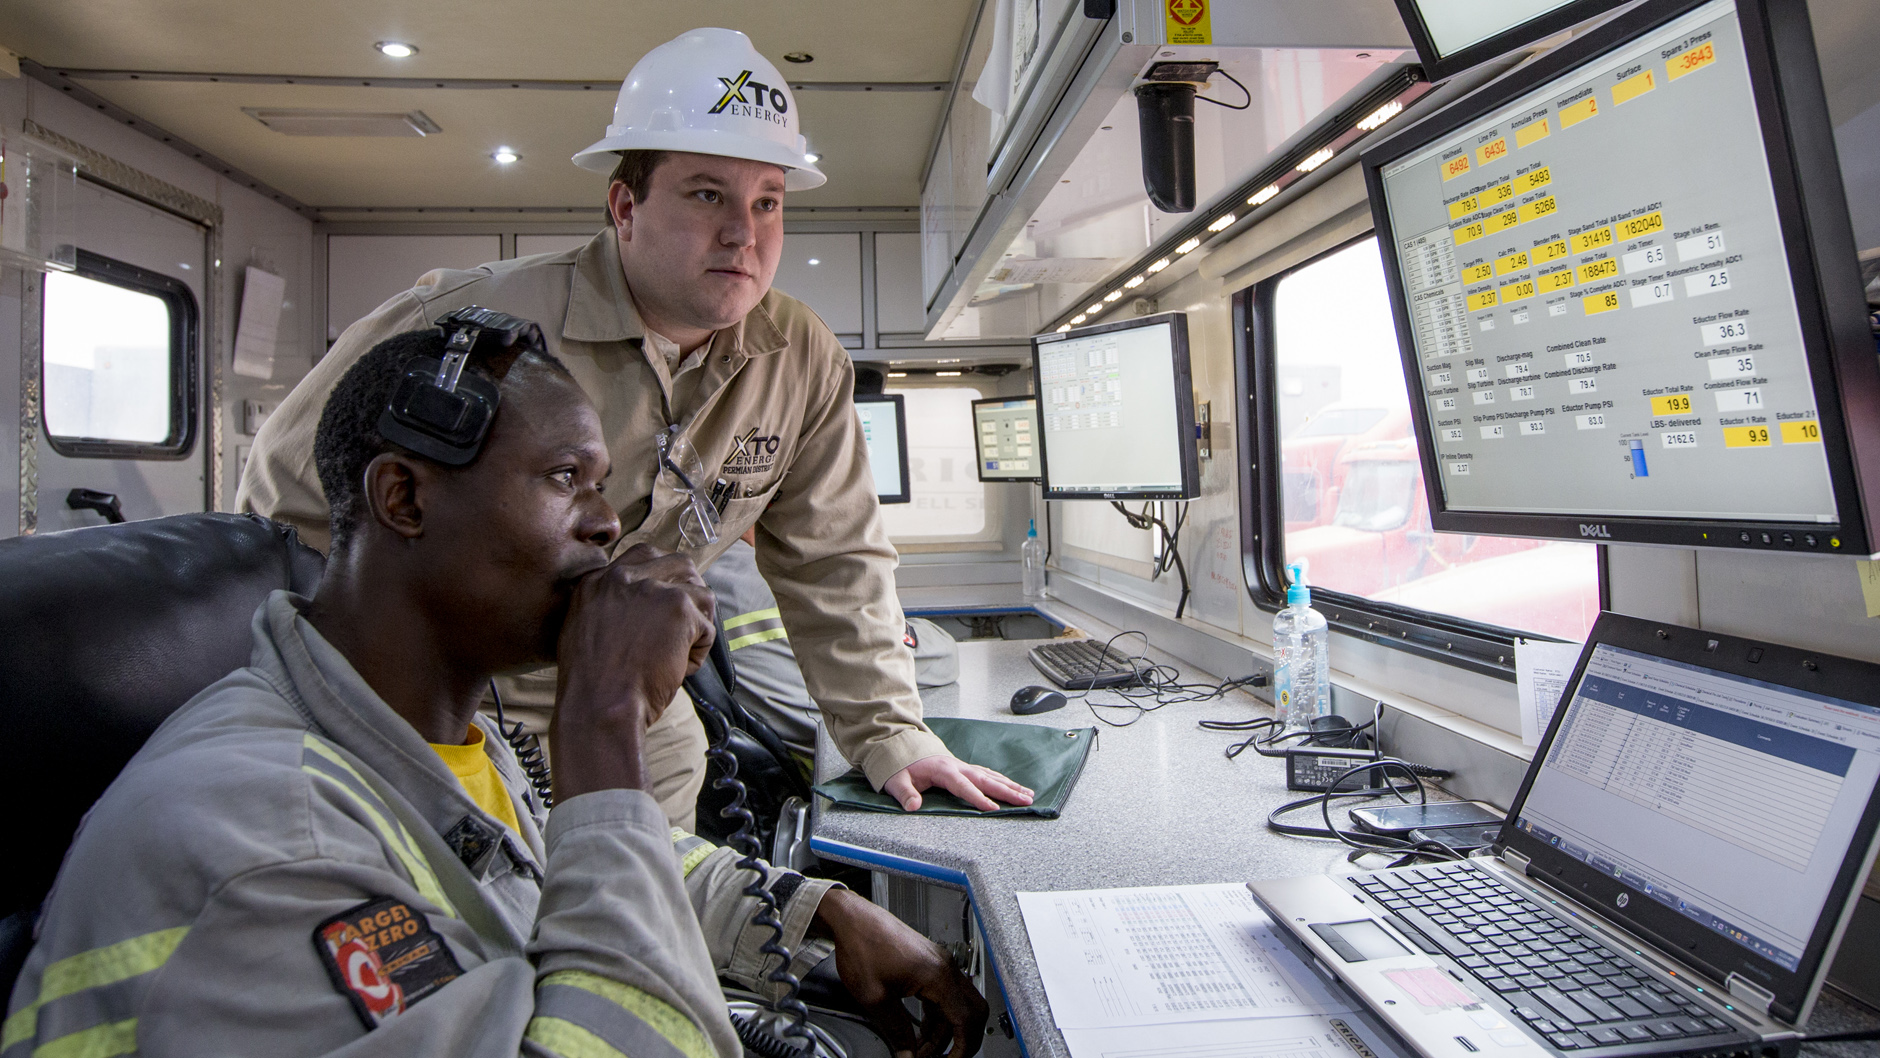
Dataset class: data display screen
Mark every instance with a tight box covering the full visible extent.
[1375,0,1840,529]
[1032,314,1199,500]
[973,397,1040,481]
[1517,643,1880,971]
[1408,0,1598,62]
[855,394,910,504]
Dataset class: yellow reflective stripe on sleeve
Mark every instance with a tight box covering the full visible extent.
[301,735,457,918]
[721,607,780,631]
[679,843,714,878]
[31,1017,136,1058]
[524,1016,628,1058]
[726,628,788,651]
[539,971,714,1058]
[2,928,186,1050]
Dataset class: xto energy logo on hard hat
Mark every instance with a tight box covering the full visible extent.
[710,71,790,126]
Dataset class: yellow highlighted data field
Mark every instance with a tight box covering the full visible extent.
[1724,425,1772,448]
[1495,250,1530,275]
[1489,209,1520,233]
[1442,155,1472,181]
[1535,239,1570,263]
[1462,262,1494,284]
[1518,167,1553,192]
[1538,267,1574,292]
[1516,120,1550,148]
[1617,211,1664,240]
[1572,227,1615,254]
[1613,69,1657,106]
[1499,279,1536,304]
[1651,394,1694,415]
[1476,138,1510,167]
[1781,420,1822,444]
[1577,258,1620,283]
[1468,289,1500,312]
[1520,196,1559,224]
[1670,41,1716,81]
[1448,195,1480,220]
[1585,290,1621,315]
[1560,96,1599,128]
[1456,221,1487,246]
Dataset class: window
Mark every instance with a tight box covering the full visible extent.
[42,251,198,458]
[1244,237,1601,668]
[879,386,991,542]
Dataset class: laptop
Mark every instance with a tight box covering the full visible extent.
[1250,611,1880,1058]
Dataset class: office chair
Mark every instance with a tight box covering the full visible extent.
[688,627,816,867]
[0,513,326,999]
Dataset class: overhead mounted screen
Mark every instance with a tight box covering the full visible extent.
[1364,0,1880,555]
[1393,0,1631,81]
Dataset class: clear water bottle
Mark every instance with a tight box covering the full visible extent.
[1273,562,1329,732]
[1022,519,1046,600]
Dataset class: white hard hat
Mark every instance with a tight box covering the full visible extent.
[573,28,826,191]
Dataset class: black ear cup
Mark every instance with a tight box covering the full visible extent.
[376,357,501,466]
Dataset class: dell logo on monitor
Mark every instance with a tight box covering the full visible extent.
[1580,524,1612,538]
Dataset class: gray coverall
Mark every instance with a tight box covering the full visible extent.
[2,592,838,1058]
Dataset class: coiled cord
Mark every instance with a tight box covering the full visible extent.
[695,698,813,1051]
[489,680,554,809]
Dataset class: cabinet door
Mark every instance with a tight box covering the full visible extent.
[875,232,927,336]
[326,234,500,340]
[772,233,862,337]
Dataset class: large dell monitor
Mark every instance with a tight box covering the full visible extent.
[973,397,1041,482]
[1393,0,1632,83]
[1031,313,1201,501]
[1363,0,1880,556]
[854,393,911,505]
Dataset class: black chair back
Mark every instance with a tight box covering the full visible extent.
[0,513,323,993]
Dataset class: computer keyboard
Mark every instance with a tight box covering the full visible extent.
[1348,864,1739,1051]
[1027,639,1153,690]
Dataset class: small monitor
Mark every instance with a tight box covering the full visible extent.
[1363,0,1880,555]
[1031,313,1201,501]
[973,397,1041,482]
[1393,0,1632,83]
[854,393,911,504]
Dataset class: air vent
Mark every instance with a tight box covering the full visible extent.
[242,108,442,137]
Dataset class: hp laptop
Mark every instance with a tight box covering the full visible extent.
[1251,611,1880,1057]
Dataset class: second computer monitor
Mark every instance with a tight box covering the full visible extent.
[854,393,911,504]
[973,397,1041,482]
[1031,313,1201,500]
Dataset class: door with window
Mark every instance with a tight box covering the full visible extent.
[35,181,208,531]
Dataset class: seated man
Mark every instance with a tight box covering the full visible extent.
[4,321,984,1058]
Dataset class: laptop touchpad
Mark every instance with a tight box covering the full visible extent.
[1310,919,1409,962]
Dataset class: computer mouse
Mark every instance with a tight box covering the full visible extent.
[1010,685,1068,715]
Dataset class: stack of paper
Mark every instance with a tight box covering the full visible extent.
[1017,884,1408,1058]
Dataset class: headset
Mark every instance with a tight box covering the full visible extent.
[376,306,544,466]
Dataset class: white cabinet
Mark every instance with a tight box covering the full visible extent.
[772,233,862,336]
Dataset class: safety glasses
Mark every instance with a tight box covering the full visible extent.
[656,424,722,548]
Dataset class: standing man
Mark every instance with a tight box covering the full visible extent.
[240,28,1028,821]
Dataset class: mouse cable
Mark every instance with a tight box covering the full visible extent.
[1073,630,1267,727]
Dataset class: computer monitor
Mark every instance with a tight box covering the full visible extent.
[1363,0,1880,556]
[972,397,1041,482]
[854,393,911,504]
[1392,0,1631,83]
[1030,313,1201,501]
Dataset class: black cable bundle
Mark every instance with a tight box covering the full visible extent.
[1111,501,1192,617]
[1062,631,1268,728]
[1266,759,1469,868]
[488,680,554,809]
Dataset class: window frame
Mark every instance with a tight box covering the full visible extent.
[1235,233,1608,680]
[41,249,200,460]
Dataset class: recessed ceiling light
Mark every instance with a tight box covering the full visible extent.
[807,258,821,266]
[887,371,908,378]
[1123,275,1144,288]
[375,41,417,58]
[804,152,821,163]
[1103,290,1123,302]
[1056,324,1073,332]
[1175,238,1201,254]
[784,52,814,63]
[492,147,519,164]
[1146,258,1171,274]
[1207,213,1236,232]
[936,370,963,377]
[1247,184,1281,207]
[1296,147,1336,173]
[1086,302,1104,315]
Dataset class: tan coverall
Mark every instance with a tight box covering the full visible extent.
[239,231,945,823]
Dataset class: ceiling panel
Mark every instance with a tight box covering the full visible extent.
[0,0,976,83]
[42,78,945,207]
[1,0,976,209]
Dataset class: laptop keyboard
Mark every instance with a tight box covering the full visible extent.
[1349,864,1739,1051]
[1028,639,1153,690]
